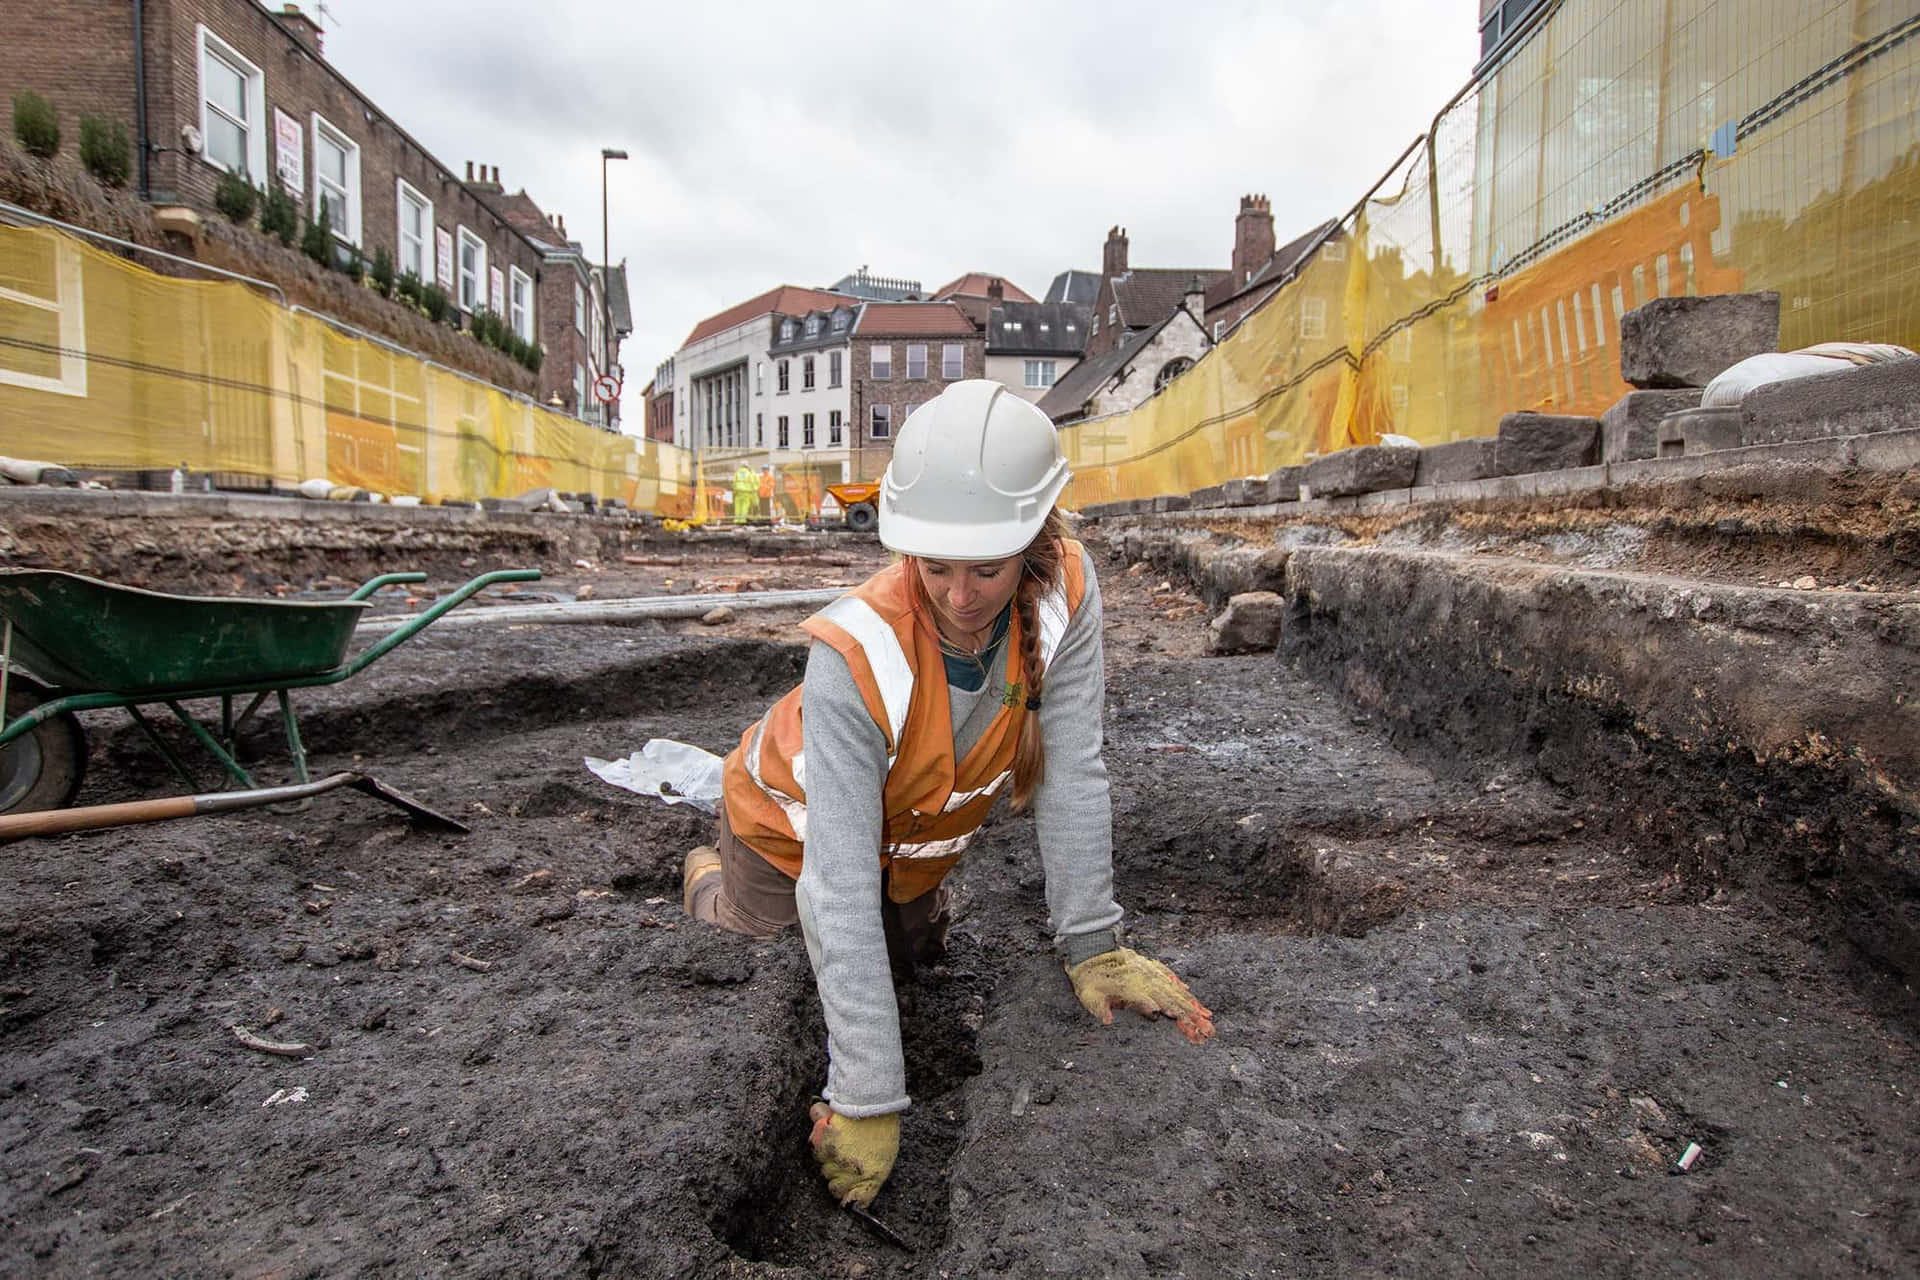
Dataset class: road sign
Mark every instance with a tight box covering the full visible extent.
[593,374,621,404]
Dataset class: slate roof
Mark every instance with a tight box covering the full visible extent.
[931,272,1036,303]
[852,302,977,338]
[683,285,853,347]
[1205,220,1338,313]
[1111,268,1227,329]
[1044,270,1101,305]
[1036,311,1182,422]
[987,302,1091,356]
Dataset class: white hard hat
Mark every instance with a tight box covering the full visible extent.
[878,380,1071,560]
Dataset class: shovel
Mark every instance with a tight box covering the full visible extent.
[0,771,469,843]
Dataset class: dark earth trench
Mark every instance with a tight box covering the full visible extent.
[1,544,1916,1279]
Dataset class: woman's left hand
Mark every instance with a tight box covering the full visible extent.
[1066,947,1215,1043]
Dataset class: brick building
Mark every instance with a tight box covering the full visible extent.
[847,301,983,481]
[0,0,612,404]
[483,181,631,427]
[644,356,675,443]
[1202,195,1337,342]
[1082,226,1227,361]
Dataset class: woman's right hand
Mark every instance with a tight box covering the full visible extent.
[807,1102,900,1207]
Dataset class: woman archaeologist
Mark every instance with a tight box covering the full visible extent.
[681,379,1214,1209]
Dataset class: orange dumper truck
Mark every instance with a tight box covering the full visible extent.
[822,481,880,533]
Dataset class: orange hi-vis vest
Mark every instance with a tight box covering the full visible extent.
[722,540,1088,903]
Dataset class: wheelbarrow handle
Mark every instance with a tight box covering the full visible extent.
[343,569,541,676]
[348,572,429,601]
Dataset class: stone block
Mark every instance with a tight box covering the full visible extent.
[1495,413,1600,475]
[1601,388,1703,462]
[1303,446,1418,499]
[1618,292,1780,388]
[1264,465,1303,504]
[1222,477,1265,507]
[1208,591,1286,654]
[1739,356,1920,446]
[1189,482,1232,509]
[1414,437,1499,486]
[1658,406,1743,456]
[1149,494,1191,513]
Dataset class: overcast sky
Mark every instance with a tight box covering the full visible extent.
[321,0,1481,425]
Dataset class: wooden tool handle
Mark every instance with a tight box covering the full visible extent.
[0,795,200,841]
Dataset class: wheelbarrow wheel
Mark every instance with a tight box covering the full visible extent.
[0,677,88,815]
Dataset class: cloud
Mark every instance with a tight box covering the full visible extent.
[316,0,1480,417]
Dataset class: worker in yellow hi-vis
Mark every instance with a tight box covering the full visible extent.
[732,463,758,524]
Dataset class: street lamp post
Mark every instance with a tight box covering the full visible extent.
[600,147,627,428]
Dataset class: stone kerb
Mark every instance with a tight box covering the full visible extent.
[1496,413,1600,475]
[1304,445,1419,499]
[1619,292,1781,389]
[1739,357,1920,447]
[1601,389,1703,462]
[1265,466,1303,504]
[1413,438,1500,486]
[1660,407,1743,456]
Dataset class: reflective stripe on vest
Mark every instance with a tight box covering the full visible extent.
[812,594,915,748]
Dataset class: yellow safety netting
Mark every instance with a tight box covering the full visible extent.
[0,222,690,508]
[1061,0,1920,505]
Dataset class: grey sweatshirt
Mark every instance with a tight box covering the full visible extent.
[793,549,1122,1116]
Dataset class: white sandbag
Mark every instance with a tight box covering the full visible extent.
[1703,343,1917,408]
[0,456,78,486]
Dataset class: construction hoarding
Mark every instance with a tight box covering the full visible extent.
[1060,0,1920,505]
[0,222,689,508]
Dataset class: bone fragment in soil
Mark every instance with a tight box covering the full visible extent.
[229,1024,315,1057]
[449,950,495,972]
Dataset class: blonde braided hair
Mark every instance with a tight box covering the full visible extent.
[1007,507,1070,811]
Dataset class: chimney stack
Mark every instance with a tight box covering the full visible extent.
[278,5,324,56]
[466,160,474,181]
[1232,193,1275,286]
[1102,225,1129,278]
[987,277,1004,302]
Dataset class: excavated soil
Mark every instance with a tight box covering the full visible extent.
[1,535,1916,1278]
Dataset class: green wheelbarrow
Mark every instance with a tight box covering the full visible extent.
[0,567,540,816]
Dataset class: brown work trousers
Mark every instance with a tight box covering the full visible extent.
[689,802,951,971]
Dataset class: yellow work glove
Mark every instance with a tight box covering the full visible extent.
[1066,947,1216,1043]
[807,1102,900,1208]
